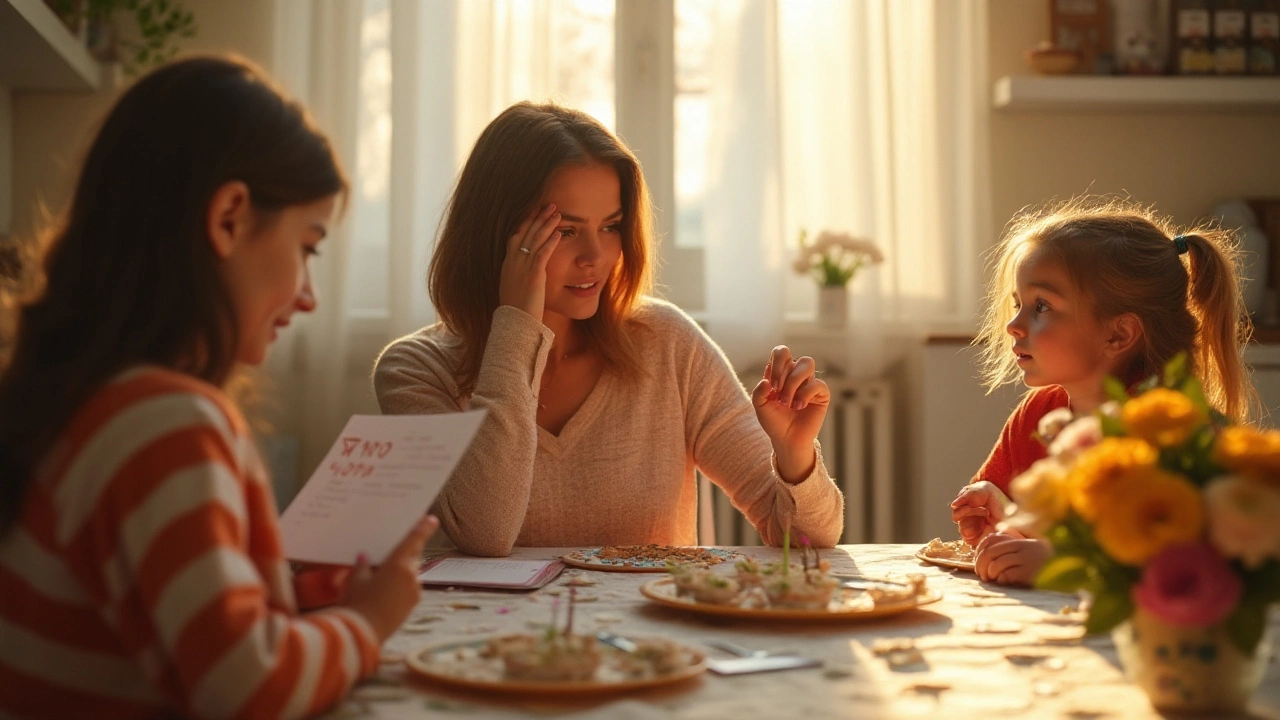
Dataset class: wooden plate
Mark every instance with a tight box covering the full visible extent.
[914,548,977,573]
[561,546,742,573]
[639,577,942,621]
[404,637,706,696]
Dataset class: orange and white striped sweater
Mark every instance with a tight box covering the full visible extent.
[0,367,379,719]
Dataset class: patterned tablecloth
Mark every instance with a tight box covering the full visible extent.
[325,544,1280,719]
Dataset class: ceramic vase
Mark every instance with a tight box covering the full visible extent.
[1111,607,1271,713]
[817,286,848,328]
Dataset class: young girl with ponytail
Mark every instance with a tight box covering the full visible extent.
[949,198,1253,585]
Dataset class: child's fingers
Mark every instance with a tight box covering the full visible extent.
[950,489,984,508]
[348,552,373,588]
[987,550,1029,584]
[329,568,351,590]
[390,515,439,568]
[974,531,1015,555]
[957,516,988,542]
[951,506,990,520]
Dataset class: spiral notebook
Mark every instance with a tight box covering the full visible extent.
[417,557,564,590]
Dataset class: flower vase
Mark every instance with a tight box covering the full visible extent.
[817,285,848,328]
[1111,607,1271,713]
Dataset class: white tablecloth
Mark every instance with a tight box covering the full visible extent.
[324,544,1280,719]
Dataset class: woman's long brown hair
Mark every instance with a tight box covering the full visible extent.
[0,56,346,534]
[429,102,655,397]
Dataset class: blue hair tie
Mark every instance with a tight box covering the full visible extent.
[1173,235,1189,255]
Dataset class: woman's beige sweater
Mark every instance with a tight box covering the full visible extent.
[373,298,844,556]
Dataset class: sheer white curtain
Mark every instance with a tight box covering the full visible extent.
[264,0,988,497]
[704,0,989,375]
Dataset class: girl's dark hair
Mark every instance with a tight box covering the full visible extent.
[0,55,346,534]
[428,101,655,397]
[976,197,1254,422]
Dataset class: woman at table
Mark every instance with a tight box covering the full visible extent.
[0,56,435,718]
[374,101,844,556]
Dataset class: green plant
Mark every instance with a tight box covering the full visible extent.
[48,0,197,75]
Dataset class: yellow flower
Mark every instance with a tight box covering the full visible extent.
[1213,426,1280,486]
[1121,388,1206,448]
[1092,467,1205,565]
[1007,458,1072,534]
[1068,437,1159,521]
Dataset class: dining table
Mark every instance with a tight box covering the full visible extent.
[322,544,1280,719]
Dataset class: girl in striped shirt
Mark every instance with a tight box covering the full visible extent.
[0,56,436,719]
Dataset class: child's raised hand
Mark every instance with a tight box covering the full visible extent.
[973,531,1051,586]
[750,346,830,482]
[341,514,439,642]
[949,480,1007,545]
[499,204,562,321]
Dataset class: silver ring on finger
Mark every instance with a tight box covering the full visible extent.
[519,246,531,254]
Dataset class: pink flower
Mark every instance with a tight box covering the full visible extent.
[1131,542,1241,628]
[1048,416,1102,461]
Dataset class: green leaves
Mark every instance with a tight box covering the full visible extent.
[1163,351,1189,388]
[1035,556,1090,593]
[1099,411,1126,438]
[1041,515,1142,634]
[1084,589,1134,635]
[1103,376,1130,404]
[1226,560,1280,655]
[1225,601,1269,656]
[71,0,197,76]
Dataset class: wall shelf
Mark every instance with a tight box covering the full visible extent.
[993,75,1280,112]
[0,0,100,91]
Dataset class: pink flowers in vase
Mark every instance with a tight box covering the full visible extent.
[791,230,884,288]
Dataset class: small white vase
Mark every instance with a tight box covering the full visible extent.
[817,286,848,328]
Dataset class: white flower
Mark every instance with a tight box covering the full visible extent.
[1048,415,1103,462]
[1006,458,1071,535]
[1203,474,1280,569]
[1036,407,1075,443]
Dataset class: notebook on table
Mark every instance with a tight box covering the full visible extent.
[417,557,564,590]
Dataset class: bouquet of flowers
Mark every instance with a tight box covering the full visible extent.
[791,230,883,287]
[1005,355,1280,657]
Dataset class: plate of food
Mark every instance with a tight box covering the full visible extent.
[915,538,977,572]
[405,593,706,696]
[639,544,941,621]
[561,544,742,573]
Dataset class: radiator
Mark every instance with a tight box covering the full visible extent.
[699,378,895,546]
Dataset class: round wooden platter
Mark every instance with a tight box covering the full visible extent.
[639,577,942,621]
[560,547,743,573]
[404,637,707,697]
